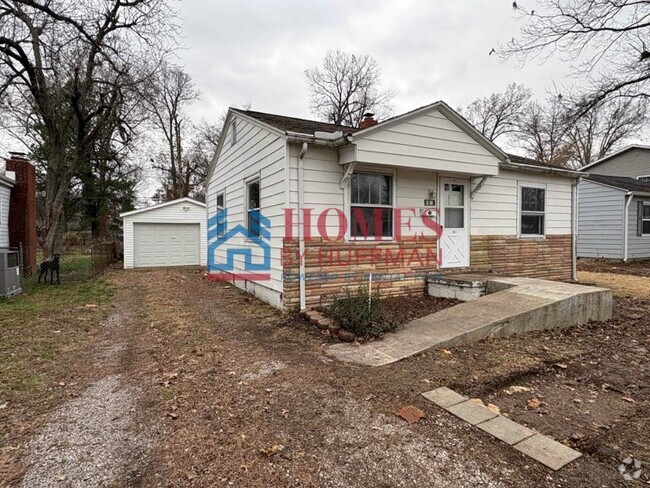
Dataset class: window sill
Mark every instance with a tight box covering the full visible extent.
[518,234,546,240]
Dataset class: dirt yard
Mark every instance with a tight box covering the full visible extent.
[1,268,648,487]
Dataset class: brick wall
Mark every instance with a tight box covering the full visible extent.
[6,156,37,275]
[470,234,572,281]
[283,234,573,310]
[282,237,440,310]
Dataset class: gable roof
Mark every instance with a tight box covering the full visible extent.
[119,197,205,218]
[231,109,357,136]
[579,144,650,172]
[586,174,650,194]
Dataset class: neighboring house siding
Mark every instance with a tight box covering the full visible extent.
[206,116,286,306]
[470,170,573,236]
[0,184,10,247]
[588,148,650,178]
[576,180,625,259]
[353,109,500,176]
[123,200,207,268]
[627,196,650,259]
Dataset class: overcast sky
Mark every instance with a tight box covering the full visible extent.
[177,0,575,125]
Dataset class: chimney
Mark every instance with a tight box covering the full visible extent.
[6,153,37,276]
[359,112,378,129]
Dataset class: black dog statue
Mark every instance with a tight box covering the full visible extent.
[38,254,60,284]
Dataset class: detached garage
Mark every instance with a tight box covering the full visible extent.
[120,198,207,269]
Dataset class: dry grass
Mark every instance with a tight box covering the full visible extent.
[578,271,650,298]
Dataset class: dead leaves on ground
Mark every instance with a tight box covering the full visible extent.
[395,405,426,424]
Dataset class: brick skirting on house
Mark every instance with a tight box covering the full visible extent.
[282,234,573,310]
[470,234,572,281]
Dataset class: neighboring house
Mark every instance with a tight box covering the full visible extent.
[577,145,650,260]
[0,170,15,248]
[206,101,582,311]
[120,198,207,269]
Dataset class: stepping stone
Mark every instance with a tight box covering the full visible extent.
[446,400,498,425]
[477,415,535,445]
[422,387,468,408]
[514,433,582,471]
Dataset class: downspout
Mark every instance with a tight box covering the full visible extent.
[298,142,308,311]
[572,178,580,281]
[623,193,633,262]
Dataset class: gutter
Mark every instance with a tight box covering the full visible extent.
[623,192,633,262]
[286,131,351,148]
[297,142,308,311]
[571,178,580,281]
[500,160,583,178]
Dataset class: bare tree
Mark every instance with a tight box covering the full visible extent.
[500,0,650,113]
[305,50,393,127]
[143,63,201,200]
[460,83,532,142]
[517,96,574,167]
[0,0,176,256]
[567,97,647,167]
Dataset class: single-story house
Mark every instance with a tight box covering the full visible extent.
[577,145,650,260]
[120,197,207,269]
[206,101,582,311]
[0,169,15,248]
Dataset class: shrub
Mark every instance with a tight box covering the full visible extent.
[326,285,395,339]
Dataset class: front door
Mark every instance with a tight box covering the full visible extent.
[440,178,469,268]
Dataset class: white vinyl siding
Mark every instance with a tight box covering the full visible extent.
[470,170,572,236]
[576,180,626,259]
[206,115,286,306]
[0,185,10,247]
[627,196,650,259]
[353,109,500,176]
[122,199,207,269]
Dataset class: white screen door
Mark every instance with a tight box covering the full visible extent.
[440,178,469,268]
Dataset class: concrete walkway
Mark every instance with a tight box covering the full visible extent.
[327,274,612,366]
[422,387,582,471]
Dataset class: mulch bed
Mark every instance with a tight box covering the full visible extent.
[578,258,650,277]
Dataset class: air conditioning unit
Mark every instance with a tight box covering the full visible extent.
[0,250,22,297]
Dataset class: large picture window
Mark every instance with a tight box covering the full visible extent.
[246,178,260,237]
[350,172,393,238]
[520,186,545,236]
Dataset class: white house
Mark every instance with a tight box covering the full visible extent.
[120,197,207,269]
[0,170,15,248]
[577,145,650,260]
[206,101,582,311]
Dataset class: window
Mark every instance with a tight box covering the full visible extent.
[520,186,545,236]
[350,172,393,238]
[216,192,225,237]
[231,119,238,145]
[642,202,650,235]
[246,178,260,237]
[637,175,650,182]
[443,183,465,229]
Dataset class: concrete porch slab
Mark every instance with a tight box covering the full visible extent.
[327,274,612,366]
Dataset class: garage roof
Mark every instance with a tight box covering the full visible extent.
[119,197,205,218]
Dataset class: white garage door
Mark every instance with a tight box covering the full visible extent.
[133,223,200,268]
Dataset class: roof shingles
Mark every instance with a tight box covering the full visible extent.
[232,109,357,136]
[586,174,650,193]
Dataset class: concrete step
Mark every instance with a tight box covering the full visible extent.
[327,274,612,366]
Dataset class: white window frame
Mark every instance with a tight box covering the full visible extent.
[348,170,396,241]
[245,176,261,237]
[518,183,547,238]
[643,201,650,236]
[637,175,650,182]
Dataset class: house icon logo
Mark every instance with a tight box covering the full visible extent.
[207,209,271,281]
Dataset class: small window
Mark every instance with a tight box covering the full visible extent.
[520,186,545,236]
[643,203,650,235]
[246,178,260,237]
[231,119,238,146]
[637,175,650,182]
[216,192,225,237]
[350,172,393,238]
